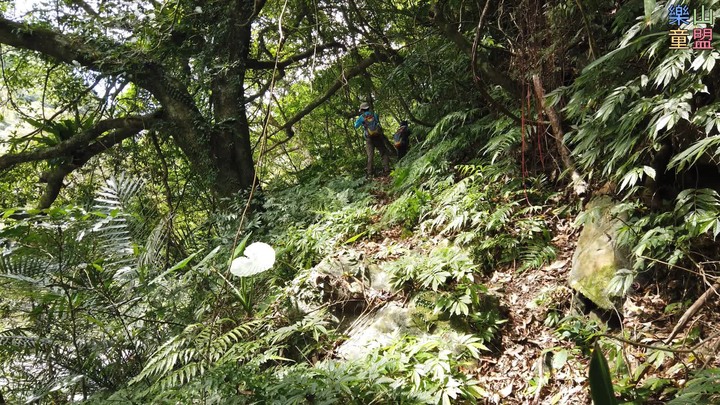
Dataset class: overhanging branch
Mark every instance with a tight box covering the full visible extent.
[37,125,151,208]
[67,0,100,18]
[246,41,345,69]
[0,111,161,171]
[0,17,124,73]
[429,3,518,97]
[0,17,177,109]
[273,52,387,136]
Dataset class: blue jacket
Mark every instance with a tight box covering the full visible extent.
[354,111,381,137]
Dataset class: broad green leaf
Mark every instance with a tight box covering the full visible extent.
[589,343,618,405]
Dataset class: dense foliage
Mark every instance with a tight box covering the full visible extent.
[2,0,720,403]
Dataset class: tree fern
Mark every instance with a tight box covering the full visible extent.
[0,330,41,354]
[423,109,481,145]
[139,214,171,270]
[0,254,48,282]
[485,201,518,231]
[483,120,520,164]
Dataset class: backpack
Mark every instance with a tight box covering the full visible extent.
[363,113,382,137]
[393,125,408,147]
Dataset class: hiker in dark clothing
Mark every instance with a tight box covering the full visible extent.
[354,102,392,177]
[393,120,411,159]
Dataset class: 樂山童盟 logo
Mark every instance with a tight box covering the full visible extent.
[668,4,714,50]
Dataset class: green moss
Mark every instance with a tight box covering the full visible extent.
[571,264,617,309]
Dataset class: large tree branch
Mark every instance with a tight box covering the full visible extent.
[0,16,214,194]
[0,17,194,116]
[67,0,100,18]
[0,112,161,171]
[0,17,124,73]
[37,125,148,208]
[246,41,345,69]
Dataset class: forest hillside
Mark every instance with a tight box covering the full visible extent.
[1,0,720,403]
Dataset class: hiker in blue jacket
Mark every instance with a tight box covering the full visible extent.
[354,102,391,177]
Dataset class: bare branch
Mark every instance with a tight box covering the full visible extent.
[66,0,100,18]
[246,70,285,103]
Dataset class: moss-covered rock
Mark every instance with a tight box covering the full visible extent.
[569,196,631,309]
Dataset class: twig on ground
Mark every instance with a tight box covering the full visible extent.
[664,283,720,344]
[596,331,720,354]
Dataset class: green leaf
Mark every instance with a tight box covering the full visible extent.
[552,349,569,370]
[589,343,618,405]
[643,165,656,180]
[149,251,200,285]
[583,33,665,73]
[2,208,17,218]
[196,246,221,269]
[230,234,251,262]
[343,231,367,244]
[643,0,655,21]
[668,135,720,171]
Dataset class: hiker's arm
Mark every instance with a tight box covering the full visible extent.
[353,115,363,129]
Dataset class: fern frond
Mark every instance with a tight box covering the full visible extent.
[0,254,51,282]
[91,174,144,280]
[94,173,144,211]
[0,329,43,354]
[483,119,521,164]
[485,203,518,232]
[139,214,171,270]
[668,368,720,404]
[424,109,481,145]
[518,243,557,272]
[132,319,263,394]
